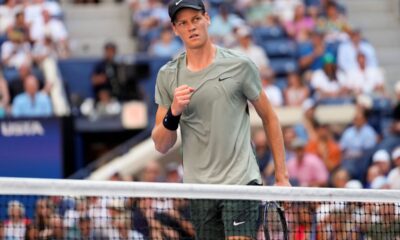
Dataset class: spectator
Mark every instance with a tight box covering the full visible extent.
[11,75,53,117]
[30,9,69,58]
[284,72,309,106]
[340,108,378,178]
[340,108,378,160]
[330,168,350,188]
[91,42,121,101]
[149,27,182,58]
[337,28,378,73]
[233,25,270,71]
[24,0,45,26]
[8,64,35,100]
[387,147,400,189]
[25,224,40,240]
[208,3,243,46]
[371,149,391,176]
[4,200,31,239]
[305,121,342,173]
[365,165,384,189]
[345,52,384,96]
[42,214,65,239]
[310,54,348,101]
[316,1,350,42]
[109,213,145,239]
[0,222,3,239]
[72,215,96,239]
[364,203,400,239]
[284,3,315,42]
[273,0,302,22]
[34,198,54,236]
[87,196,111,238]
[94,89,122,118]
[32,35,58,63]
[7,11,31,43]
[287,138,329,187]
[0,76,10,117]
[244,0,274,27]
[0,0,19,38]
[25,0,63,25]
[139,160,162,182]
[261,69,283,107]
[1,30,32,80]
[131,0,169,51]
[165,162,183,183]
[298,31,334,71]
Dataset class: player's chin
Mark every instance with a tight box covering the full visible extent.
[185,39,205,49]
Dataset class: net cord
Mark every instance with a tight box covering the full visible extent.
[0,177,399,203]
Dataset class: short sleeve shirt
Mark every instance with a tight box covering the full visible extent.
[155,47,262,185]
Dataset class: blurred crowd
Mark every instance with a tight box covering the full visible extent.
[0,168,398,239]
[0,0,69,118]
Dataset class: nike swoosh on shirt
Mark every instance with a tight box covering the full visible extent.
[233,221,245,226]
[175,0,183,5]
[218,76,231,81]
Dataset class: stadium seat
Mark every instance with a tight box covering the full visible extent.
[58,58,98,100]
[252,26,286,44]
[269,58,298,76]
[261,39,297,58]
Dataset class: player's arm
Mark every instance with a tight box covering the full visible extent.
[250,90,290,186]
[152,106,178,153]
[152,85,195,154]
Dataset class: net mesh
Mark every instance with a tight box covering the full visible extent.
[0,178,400,240]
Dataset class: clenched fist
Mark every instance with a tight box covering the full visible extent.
[171,85,195,116]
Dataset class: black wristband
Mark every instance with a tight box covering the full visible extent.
[163,107,181,131]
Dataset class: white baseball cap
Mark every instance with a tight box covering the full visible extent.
[392,147,400,160]
[345,180,363,189]
[372,149,390,163]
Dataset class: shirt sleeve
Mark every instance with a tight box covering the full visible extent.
[241,59,262,101]
[155,69,173,108]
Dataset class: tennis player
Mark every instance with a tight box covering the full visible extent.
[151,0,291,239]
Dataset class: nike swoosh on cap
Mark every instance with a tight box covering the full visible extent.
[233,221,245,226]
[175,0,183,5]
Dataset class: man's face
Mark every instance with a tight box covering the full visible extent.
[24,76,39,96]
[172,8,210,50]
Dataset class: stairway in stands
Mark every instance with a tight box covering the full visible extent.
[346,0,400,94]
[62,1,135,57]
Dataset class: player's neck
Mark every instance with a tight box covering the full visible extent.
[185,42,216,72]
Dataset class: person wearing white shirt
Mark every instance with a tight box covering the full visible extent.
[30,9,69,57]
[345,52,384,95]
[233,25,269,71]
[310,55,347,100]
[337,29,378,73]
[1,31,32,69]
[261,69,283,107]
[387,147,400,189]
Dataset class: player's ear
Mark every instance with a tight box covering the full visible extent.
[171,23,179,36]
[204,12,211,25]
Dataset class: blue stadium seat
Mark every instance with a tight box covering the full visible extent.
[269,58,298,76]
[261,39,297,58]
[58,58,98,100]
[253,26,286,44]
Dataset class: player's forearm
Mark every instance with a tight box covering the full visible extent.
[263,115,289,182]
[151,124,177,154]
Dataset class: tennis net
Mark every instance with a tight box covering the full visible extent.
[0,177,399,240]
